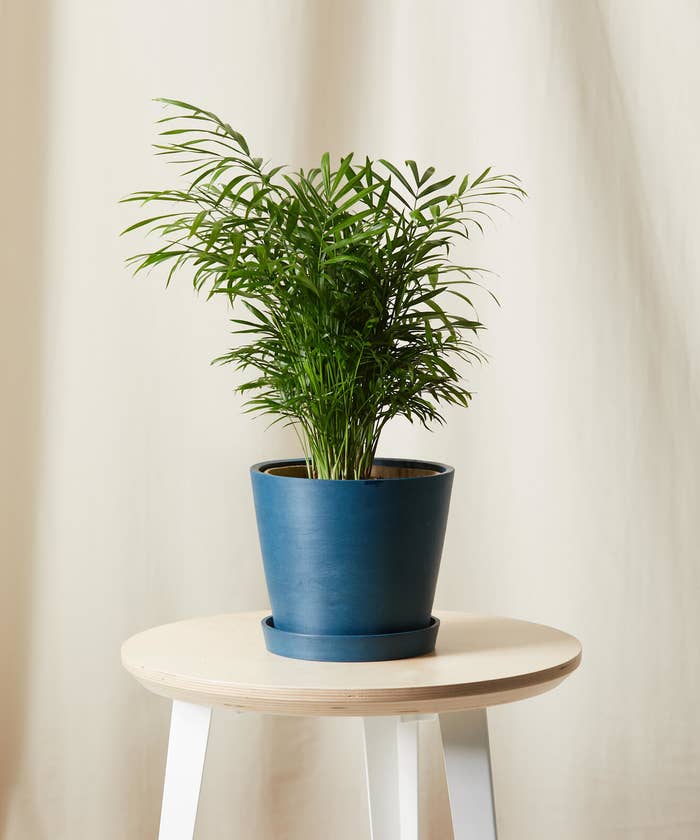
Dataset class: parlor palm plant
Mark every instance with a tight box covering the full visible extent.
[123,99,524,480]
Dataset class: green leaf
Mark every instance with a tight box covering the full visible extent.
[418,175,455,198]
[470,167,491,188]
[120,213,181,235]
[285,199,300,236]
[189,210,207,237]
[379,159,413,194]
[418,166,436,187]
[321,152,331,196]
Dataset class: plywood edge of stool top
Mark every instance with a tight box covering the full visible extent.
[121,610,582,716]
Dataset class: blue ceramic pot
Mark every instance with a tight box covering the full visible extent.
[251,457,454,661]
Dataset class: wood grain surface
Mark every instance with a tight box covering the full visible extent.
[121,611,581,716]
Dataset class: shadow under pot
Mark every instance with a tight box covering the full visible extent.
[250,457,454,662]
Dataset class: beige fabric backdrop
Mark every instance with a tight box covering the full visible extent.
[2,0,699,837]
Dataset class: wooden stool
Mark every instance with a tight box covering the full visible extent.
[121,610,581,839]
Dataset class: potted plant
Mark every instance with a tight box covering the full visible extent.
[123,99,523,662]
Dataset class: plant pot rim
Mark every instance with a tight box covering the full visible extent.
[250,456,454,482]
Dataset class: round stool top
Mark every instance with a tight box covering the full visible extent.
[121,611,581,716]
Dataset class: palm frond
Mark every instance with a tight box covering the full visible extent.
[123,99,525,479]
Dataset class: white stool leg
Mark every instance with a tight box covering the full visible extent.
[158,701,212,840]
[363,715,434,840]
[363,717,400,840]
[397,717,420,840]
[439,708,497,840]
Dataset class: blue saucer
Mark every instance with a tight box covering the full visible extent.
[261,615,440,662]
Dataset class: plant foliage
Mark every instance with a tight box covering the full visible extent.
[123,99,524,479]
